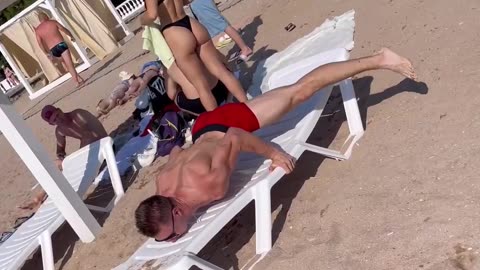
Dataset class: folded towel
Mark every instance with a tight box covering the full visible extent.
[142,25,175,69]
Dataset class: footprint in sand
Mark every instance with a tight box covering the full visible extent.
[450,244,480,270]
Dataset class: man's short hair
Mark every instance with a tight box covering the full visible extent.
[41,105,57,122]
[135,195,171,237]
[37,11,49,21]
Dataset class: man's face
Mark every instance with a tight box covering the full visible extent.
[43,108,60,125]
[154,204,189,242]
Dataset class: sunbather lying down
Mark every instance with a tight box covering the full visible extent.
[96,61,165,117]
[135,48,418,242]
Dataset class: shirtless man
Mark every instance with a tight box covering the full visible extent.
[135,48,418,242]
[35,12,85,86]
[141,0,247,112]
[20,105,107,210]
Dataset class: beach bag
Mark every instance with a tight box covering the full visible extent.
[149,111,186,156]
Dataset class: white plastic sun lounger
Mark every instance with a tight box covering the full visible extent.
[0,137,123,270]
[114,48,364,270]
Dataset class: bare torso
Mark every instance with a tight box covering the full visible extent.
[155,132,232,211]
[57,109,108,148]
[35,20,64,50]
[156,0,189,26]
[4,67,13,77]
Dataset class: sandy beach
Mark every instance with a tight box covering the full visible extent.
[2,0,480,269]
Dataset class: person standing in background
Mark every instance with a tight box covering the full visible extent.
[3,65,19,86]
[190,0,252,60]
[35,12,85,87]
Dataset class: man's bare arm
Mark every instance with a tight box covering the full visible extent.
[141,0,160,25]
[221,128,295,173]
[55,21,74,40]
[55,129,67,160]
[227,128,275,157]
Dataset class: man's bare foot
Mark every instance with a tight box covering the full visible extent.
[18,199,42,211]
[76,77,86,88]
[18,193,47,211]
[377,48,417,81]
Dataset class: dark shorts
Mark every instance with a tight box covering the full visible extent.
[50,41,68,58]
[191,103,260,142]
[161,16,193,33]
[175,80,229,116]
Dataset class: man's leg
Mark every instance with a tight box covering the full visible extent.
[60,49,84,86]
[190,19,248,103]
[246,48,416,128]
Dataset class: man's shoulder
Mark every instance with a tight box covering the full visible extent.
[55,126,65,136]
[70,108,94,117]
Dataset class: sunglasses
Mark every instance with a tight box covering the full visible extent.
[154,199,179,242]
[43,110,53,121]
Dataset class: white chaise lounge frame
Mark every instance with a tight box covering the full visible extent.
[115,48,364,270]
[0,137,123,270]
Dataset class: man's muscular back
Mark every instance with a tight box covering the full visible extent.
[36,20,64,50]
[56,109,107,147]
[155,136,234,210]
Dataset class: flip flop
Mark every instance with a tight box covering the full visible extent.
[228,51,241,62]
[13,214,34,229]
[229,51,252,63]
[239,53,252,62]
[285,23,296,32]
[0,232,14,244]
[215,37,233,49]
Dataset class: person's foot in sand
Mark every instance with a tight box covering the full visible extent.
[18,192,47,211]
[75,75,86,88]
[376,48,417,80]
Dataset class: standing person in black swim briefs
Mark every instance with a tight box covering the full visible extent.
[141,0,247,112]
[35,12,85,87]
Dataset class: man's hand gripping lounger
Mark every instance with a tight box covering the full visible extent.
[135,48,417,242]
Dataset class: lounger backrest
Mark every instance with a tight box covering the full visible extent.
[62,136,121,198]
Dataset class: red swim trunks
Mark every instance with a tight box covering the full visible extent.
[192,103,260,142]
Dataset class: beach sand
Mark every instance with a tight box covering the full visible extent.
[1,0,480,269]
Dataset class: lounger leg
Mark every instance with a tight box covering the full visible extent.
[254,180,272,254]
[299,142,346,161]
[102,139,125,204]
[174,253,223,270]
[86,204,110,213]
[39,231,55,270]
[338,78,364,158]
[301,78,364,160]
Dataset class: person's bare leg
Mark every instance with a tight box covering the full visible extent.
[224,25,252,57]
[247,48,417,128]
[167,62,216,99]
[190,19,247,102]
[61,49,84,86]
[163,27,219,111]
